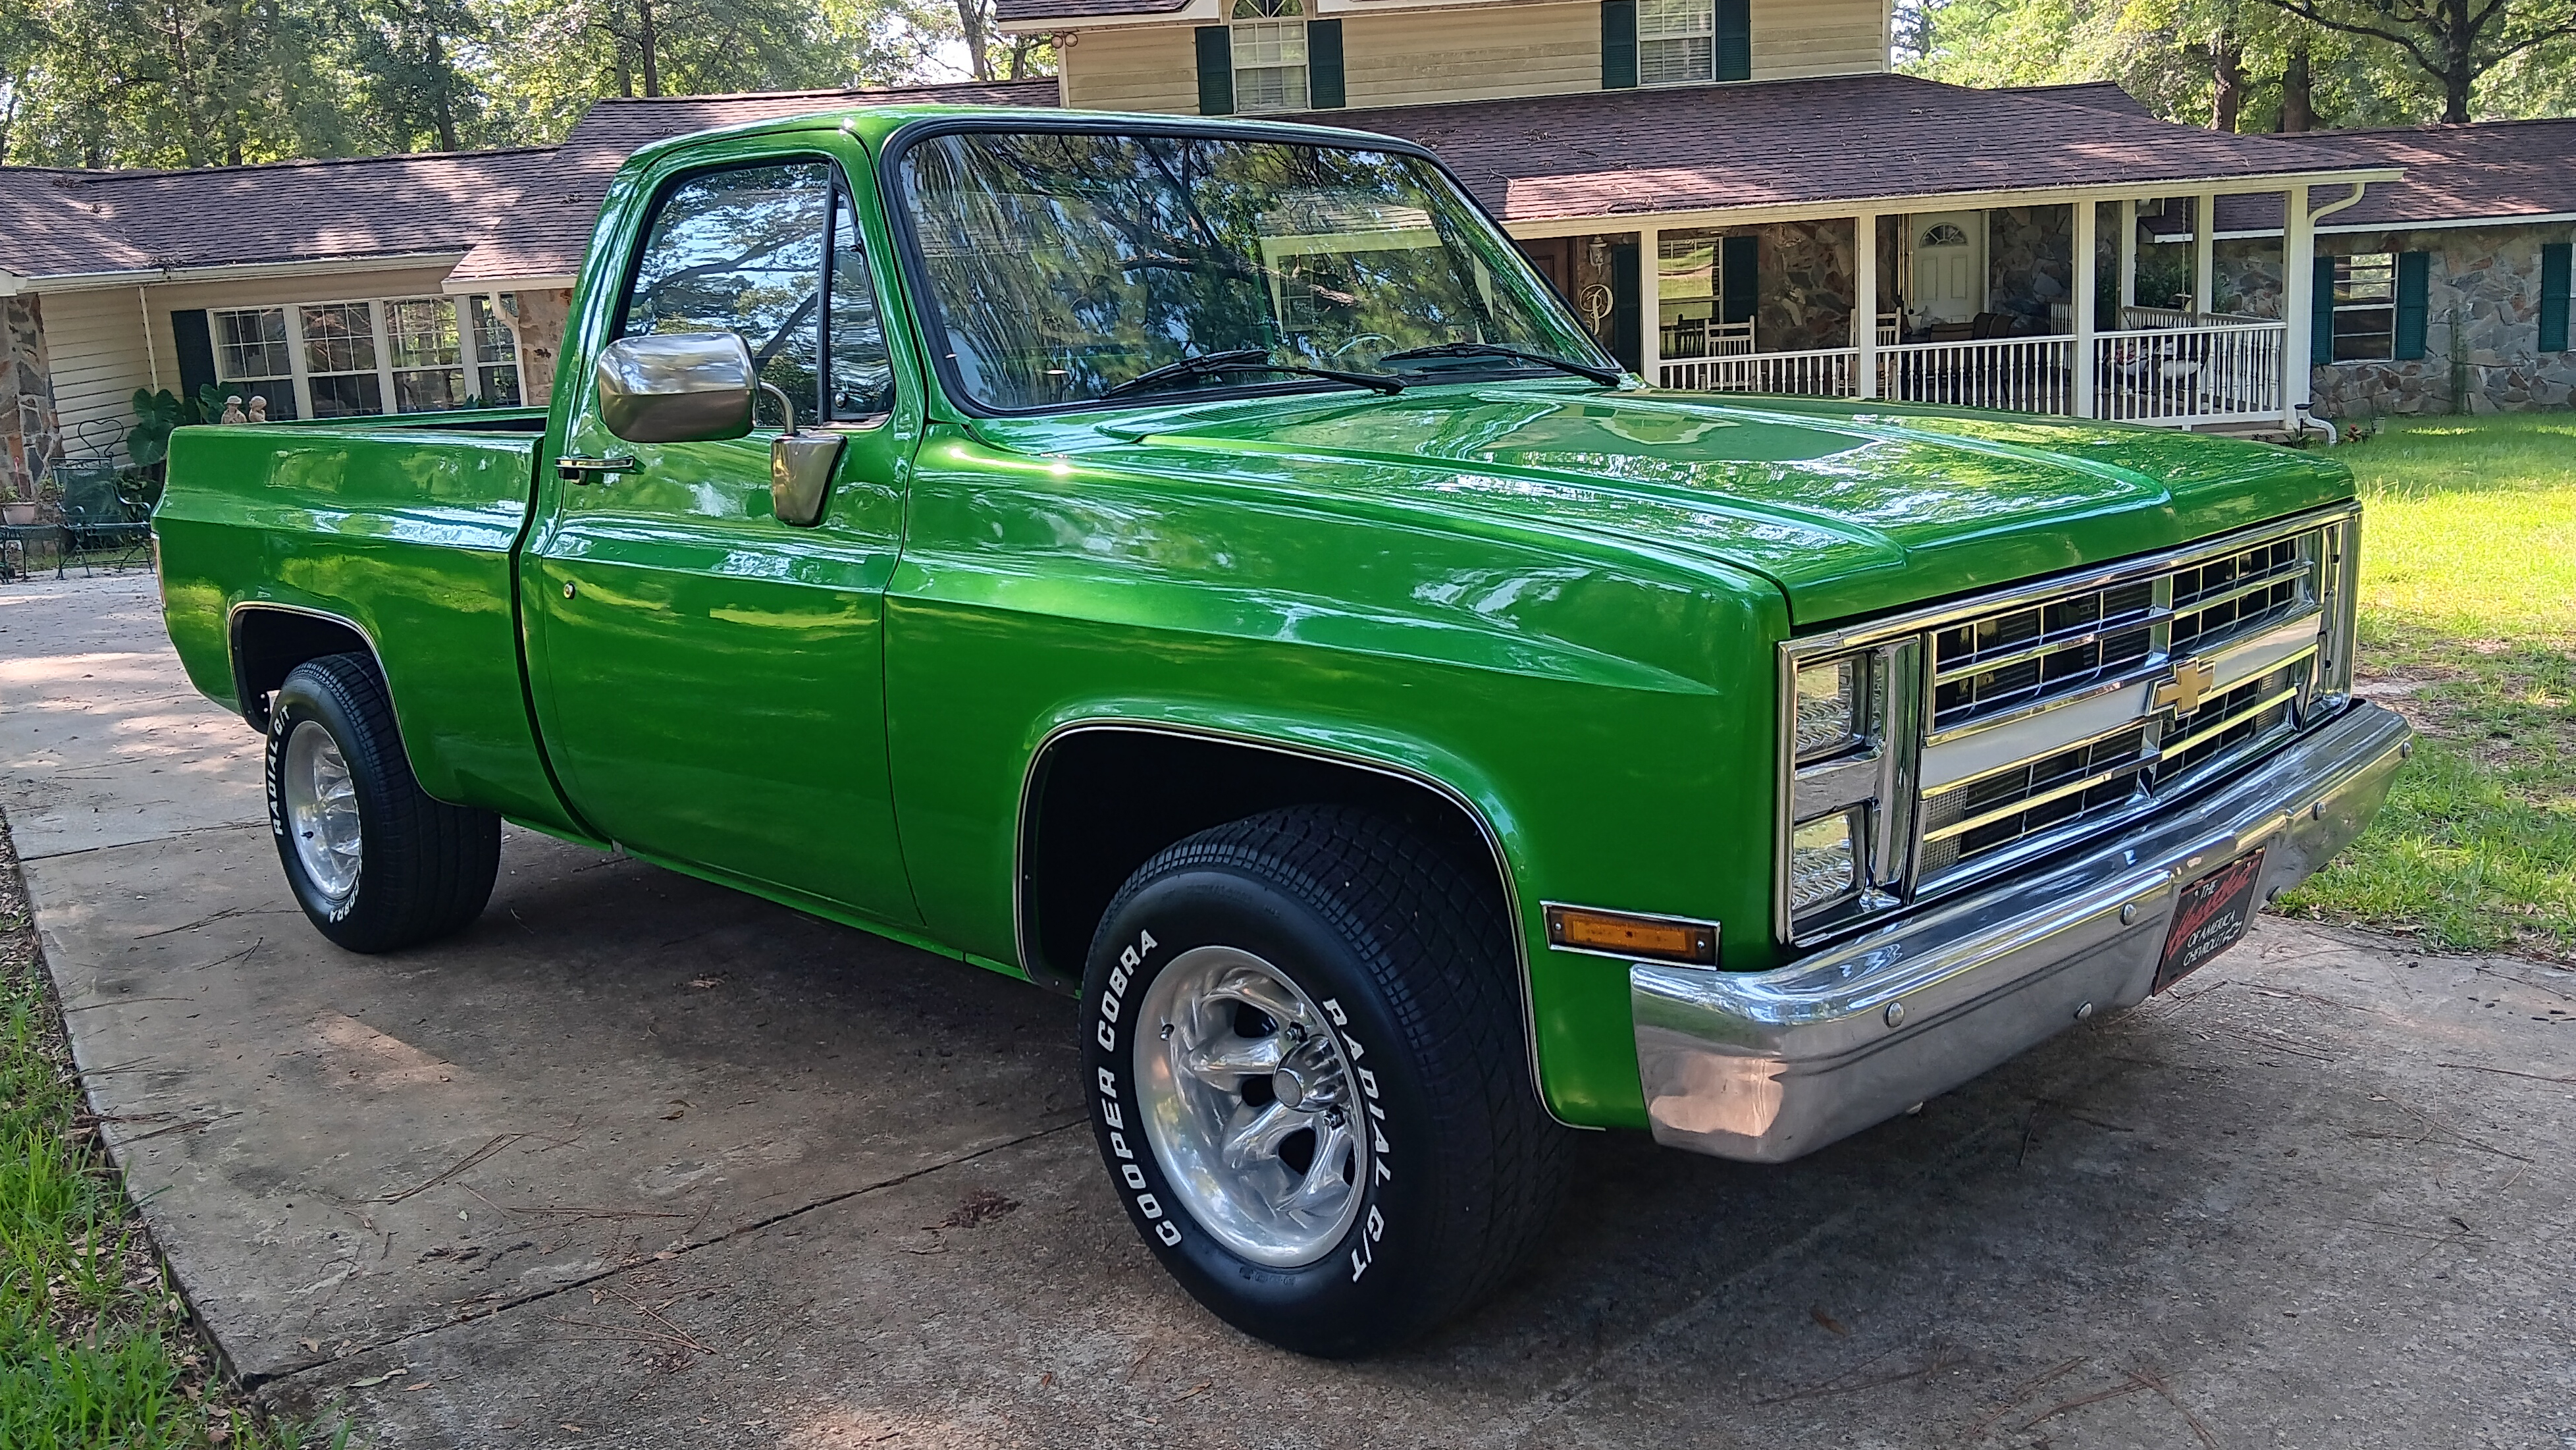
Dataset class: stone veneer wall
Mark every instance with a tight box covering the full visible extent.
[2313,223,2576,417]
[1751,217,1859,354]
[3,295,61,502]
[1986,205,2073,332]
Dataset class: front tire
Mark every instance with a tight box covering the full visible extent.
[265,653,500,953]
[1081,805,1569,1357]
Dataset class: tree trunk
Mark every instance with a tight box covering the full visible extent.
[2278,41,2313,131]
[637,0,662,97]
[429,34,459,151]
[2211,33,2246,132]
[957,0,993,81]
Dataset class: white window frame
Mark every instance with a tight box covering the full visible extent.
[1638,0,1716,87]
[1231,0,1309,115]
[205,294,521,420]
[2330,252,2396,364]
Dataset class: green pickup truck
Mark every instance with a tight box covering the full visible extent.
[155,106,2410,1356]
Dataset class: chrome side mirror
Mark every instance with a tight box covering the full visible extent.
[596,332,756,443]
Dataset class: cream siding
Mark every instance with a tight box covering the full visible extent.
[1342,3,1600,108]
[1750,0,1887,80]
[38,288,156,460]
[1061,24,1205,113]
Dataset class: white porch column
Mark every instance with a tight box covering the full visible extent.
[2280,183,2315,428]
[2193,191,2217,315]
[1853,212,1879,399]
[2072,199,2098,418]
[1637,225,1662,385]
[2116,199,2138,317]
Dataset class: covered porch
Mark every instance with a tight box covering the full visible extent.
[1323,72,2396,433]
[1510,182,2370,431]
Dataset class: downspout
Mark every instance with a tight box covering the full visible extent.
[138,286,159,392]
[2290,183,2369,444]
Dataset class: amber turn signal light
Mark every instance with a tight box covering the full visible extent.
[1544,905,1719,966]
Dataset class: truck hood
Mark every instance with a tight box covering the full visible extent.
[989,385,2352,627]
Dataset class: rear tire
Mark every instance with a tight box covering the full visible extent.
[1080,804,1569,1357]
[265,653,500,952]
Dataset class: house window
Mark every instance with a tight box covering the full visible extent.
[1638,0,1715,86]
[207,295,520,421]
[300,302,384,417]
[210,307,299,420]
[386,299,467,412]
[1231,0,1309,113]
[2330,252,2396,362]
[469,296,522,405]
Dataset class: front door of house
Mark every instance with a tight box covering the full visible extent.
[1907,212,1984,325]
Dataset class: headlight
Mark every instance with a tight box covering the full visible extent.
[1793,654,1870,762]
[1788,809,1862,911]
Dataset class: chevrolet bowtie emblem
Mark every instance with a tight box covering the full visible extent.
[2153,657,2218,714]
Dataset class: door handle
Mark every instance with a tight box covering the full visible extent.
[558,456,639,483]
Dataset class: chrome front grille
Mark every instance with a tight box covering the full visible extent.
[1777,507,2361,946]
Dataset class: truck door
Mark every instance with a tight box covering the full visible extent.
[522,153,921,926]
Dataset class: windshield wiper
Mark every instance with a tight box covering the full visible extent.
[1376,342,1623,385]
[1101,348,1405,400]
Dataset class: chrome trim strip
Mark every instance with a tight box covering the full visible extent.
[1920,749,2153,844]
[224,599,394,726]
[1924,660,2167,748]
[1930,608,2167,685]
[2171,561,2316,620]
[1922,707,2151,797]
[1012,718,1574,1129]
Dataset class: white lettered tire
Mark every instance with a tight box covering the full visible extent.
[1080,805,1569,1357]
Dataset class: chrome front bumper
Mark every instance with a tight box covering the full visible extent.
[1633,701,2411,1162]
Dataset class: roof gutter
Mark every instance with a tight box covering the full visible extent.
[15,250,468,295]
[440,273,578,295]
[1499,167,2404,238]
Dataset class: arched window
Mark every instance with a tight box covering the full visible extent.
[1231,0,1309,113]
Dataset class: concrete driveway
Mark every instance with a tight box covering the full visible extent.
[4,570,2571,1449]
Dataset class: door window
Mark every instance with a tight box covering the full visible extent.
[620,160,894,429]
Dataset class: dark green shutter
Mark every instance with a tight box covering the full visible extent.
[2540,242,2569,352]
[1721,234,1758,325]
[1715,0,1751,80]
[1307,19,1344,108]
[1608,238,1642,372]
[1602,1,1637,89]
[2311,255,2335,365]
[171,311,217,419]
[1195,26,1234,116]
[2394,250,2429,360]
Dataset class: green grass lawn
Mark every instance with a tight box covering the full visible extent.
[1,818,342,1449]
[2277,413,2576,961]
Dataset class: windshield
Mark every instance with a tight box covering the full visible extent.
[893,128,1612,412]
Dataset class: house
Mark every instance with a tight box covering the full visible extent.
[2138,119,2576,416]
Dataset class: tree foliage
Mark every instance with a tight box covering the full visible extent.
[0,0,1005,167]
[1897,0,2576,128]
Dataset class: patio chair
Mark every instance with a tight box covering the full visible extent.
[54,460,153,574]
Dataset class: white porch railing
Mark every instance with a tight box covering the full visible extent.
[1662,348,1859,396]
[1878,335,2076,415]
[2118,304,2274,331]
[1656,318,2290,428]
[2093,321,2286,425]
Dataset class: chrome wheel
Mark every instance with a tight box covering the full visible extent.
[282,720,361,903]
[1135,946,1367,1268]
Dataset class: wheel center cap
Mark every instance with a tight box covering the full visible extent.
[1270,1067,1307,1111]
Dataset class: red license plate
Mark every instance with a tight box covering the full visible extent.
[2155,848,2266,992]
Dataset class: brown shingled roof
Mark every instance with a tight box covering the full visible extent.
[1309,73,2389,224]
[2140,117,2576,237]
[0,170,153,278]
[446,76,1065,284]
